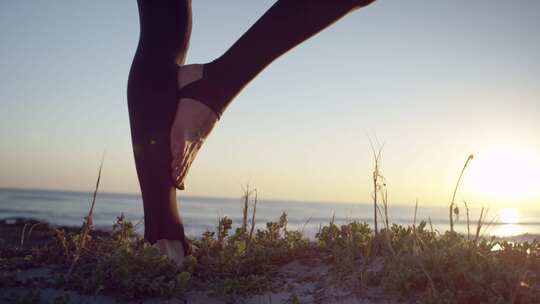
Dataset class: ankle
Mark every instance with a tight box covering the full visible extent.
[178,63,204,88]
[178,59,238,119]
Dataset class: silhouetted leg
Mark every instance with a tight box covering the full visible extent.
[171,0,376,189]
[179,0,376,117]
[127,0,192,253]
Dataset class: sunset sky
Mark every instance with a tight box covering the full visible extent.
[1,1,539,210]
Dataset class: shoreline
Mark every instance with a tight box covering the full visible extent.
[2,216,539,245]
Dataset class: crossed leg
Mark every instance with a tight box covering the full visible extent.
[171,0,377,190]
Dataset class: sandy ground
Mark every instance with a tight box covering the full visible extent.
[1,259,400,304]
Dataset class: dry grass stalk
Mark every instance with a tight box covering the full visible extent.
[381,189,390,229]
[449,154,474,233]
[368,138,394,255]
[248,189,258,241]
[241,184,252,236]
[19,222,30,247]
[473,207,497,245]
[474,207,485,244]
[413,199,419,232]
[374,171,394,256]
[68,154,104,276]
[20,222,43,247]
[300,217,312,236]
[464,200,471,241]
[412,199,419,253]
[369,138,385,235]
[279,211,288,231]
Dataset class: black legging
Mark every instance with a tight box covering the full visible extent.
[127,0,192,249]
[127,0,373,249]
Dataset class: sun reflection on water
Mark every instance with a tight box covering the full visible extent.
[491,208,523,237]
[492,224,523,237]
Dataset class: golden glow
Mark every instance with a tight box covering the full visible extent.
[498,208,519,224]
[468,149,539,203]
[489,209,522,237]
[492,224,523,237]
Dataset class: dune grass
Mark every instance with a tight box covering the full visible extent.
[1,154,539,303]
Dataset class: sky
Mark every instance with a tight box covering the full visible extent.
[1,1,539,210]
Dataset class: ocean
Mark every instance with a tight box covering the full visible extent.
[1,187,539,239]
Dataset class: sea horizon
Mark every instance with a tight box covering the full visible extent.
[1,187,539,240]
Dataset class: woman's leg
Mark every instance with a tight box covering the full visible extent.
[171,0,376,188]
[179,0,375,117]
[127,0,192,258]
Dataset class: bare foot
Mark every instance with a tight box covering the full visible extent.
[155,239,185,266]
[171,64,218,190]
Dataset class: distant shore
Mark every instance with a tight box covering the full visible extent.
[2,216,539,245]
